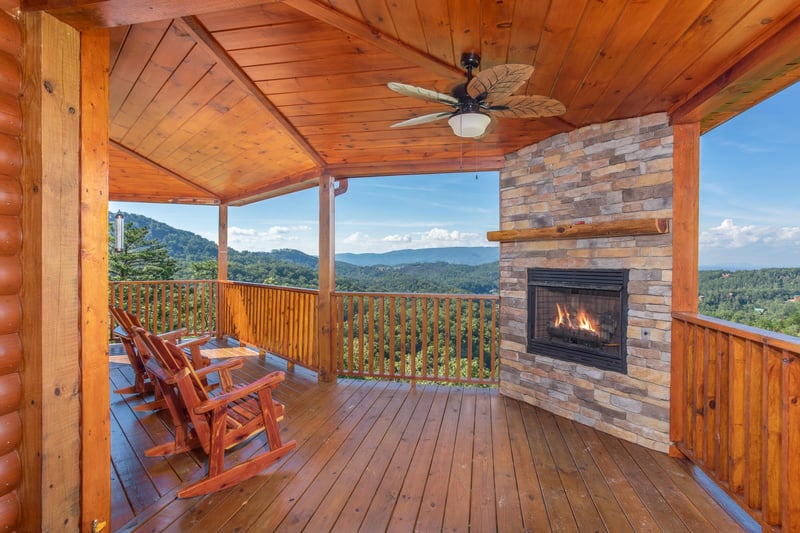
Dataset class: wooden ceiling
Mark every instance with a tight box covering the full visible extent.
[24,0,800,206]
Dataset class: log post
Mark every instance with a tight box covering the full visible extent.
[80,27,111,532]
[216,203,228,338]
[318,175,335,382]
[20,12,83,530]
[670,121,700,457]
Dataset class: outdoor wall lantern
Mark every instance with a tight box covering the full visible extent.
[114,211,125,253]
[448,112,491,138]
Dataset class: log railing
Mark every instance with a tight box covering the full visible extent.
[217,281,319,371]
[333,292,500,385]
[672,312,800,531]
[109,280,217,338]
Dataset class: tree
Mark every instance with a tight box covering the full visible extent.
[109,223,178,280]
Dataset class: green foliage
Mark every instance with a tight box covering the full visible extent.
[699,268,800,336]
[109,222,178,280]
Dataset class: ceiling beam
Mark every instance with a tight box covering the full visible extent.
[282,0,464,82]
[108,193,221,205]
[323,156,506,179]
[224,168,321,206]
[176,16,327,169]
[110,140,221,202]
[670,10,800,128]
[21,0,279,30]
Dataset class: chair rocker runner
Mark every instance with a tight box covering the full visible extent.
[136,328,296,498]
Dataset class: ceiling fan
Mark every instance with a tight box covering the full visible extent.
[387,52,566,138]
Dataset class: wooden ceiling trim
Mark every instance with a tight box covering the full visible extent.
[223,167,321,205]
[109,193,220,205]
[115,45,217,148]
[281,0,464,82]
[111,140,221,201]
[582,0,715,125]
[175,15,326,167]
[22,0,277,30]
[323,156,506,178]
[671,10,800,126]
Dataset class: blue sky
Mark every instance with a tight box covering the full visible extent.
[111,81,799,267]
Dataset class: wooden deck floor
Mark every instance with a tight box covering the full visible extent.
[111,339,748,532]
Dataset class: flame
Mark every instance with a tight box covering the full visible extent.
[554,303,598,333]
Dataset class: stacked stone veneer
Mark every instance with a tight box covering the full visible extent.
[498,113,674,451]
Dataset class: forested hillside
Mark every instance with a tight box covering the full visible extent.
[112,212,499,294]
[699,268,800,336]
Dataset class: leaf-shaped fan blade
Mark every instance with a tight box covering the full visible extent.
[488,95,566,118]
[390,112,452,128]
[387,82,459,106]
[467,64,534,102]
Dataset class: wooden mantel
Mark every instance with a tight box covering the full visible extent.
[486,218,670,243]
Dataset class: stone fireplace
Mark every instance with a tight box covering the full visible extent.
[497,113,673,451]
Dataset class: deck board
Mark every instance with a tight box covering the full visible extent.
[112,338,749,532]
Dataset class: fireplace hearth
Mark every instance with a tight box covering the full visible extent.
[528,268,628,373]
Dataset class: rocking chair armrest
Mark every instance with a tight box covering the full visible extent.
[193,371,286,415]
[158,328,189,343]
[176,335,211,350]
[194,357,245,379]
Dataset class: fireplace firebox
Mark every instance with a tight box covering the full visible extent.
[527,268,628,373]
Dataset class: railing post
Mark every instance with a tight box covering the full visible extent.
[671,121,700,457]
[318,175,336,382]
[216,204,228,338]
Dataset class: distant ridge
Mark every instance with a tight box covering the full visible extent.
[336,246,498,266]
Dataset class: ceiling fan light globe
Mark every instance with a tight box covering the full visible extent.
[448,112,491,138]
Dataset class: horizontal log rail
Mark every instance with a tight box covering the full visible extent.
[109,280,217,338]
[217,281,318,371]
[333,292,500,385]
[672,311,800,531]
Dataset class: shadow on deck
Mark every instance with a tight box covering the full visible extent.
[110,338,749,532]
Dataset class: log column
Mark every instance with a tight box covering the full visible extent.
[318,175,335,382]
[20,12,85,531]
[216,204,228,338]
[670,121,700,456]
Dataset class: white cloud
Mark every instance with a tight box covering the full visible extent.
[700,219,800,267]
[226,224,315,253]
[700,218,800,249]
[383,234,412,243]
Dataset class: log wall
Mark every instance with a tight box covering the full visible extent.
[0,4,22,529]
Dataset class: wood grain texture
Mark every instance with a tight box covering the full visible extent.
[40,0,795,204]
[80,27,111,532]
[20,12,81,531]
[487,217,670,243]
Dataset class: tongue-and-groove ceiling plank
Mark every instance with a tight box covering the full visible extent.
[21,0,800,204]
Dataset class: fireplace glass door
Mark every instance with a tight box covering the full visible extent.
[528,268,628,373]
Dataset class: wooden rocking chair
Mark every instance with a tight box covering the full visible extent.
[135,328,296,498]
[109,306,209,411]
